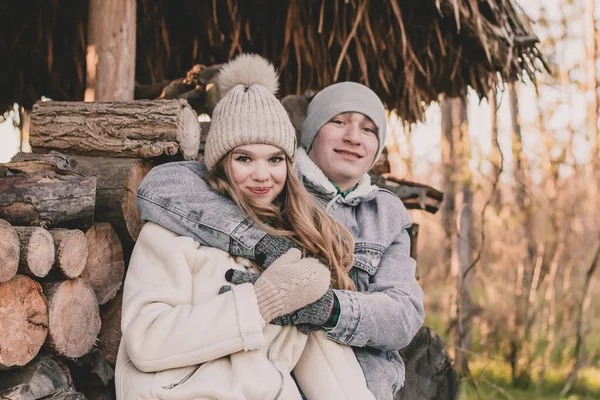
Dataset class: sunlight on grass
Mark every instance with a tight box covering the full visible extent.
[463,360,600,400]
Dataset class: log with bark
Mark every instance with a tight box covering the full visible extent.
[0,162,96,230]
[369,174,444,214]
[11,152,153,246]
[82,223,124,305]
[67,348,114,392]
[49,229,88,279]
[42,278,101,359]
[396,327,458,400]
[0,356,72,398]
[370,147,392,175]
[69,155,152,245]
[97,290,122,365]
[29,99,201,160]
[0,275,48,368]
[135,63,222,116]
[0,219,19,283]
[42,388,88,400]
[14,226,55,278]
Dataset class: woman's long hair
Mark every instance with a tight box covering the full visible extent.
[208,153,356,291]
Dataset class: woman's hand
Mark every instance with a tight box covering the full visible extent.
[220,249,330,323]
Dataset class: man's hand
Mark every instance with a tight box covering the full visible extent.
[254,234,301,268]
[270,290,334,334]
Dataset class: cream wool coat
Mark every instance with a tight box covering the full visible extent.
[115,222,374,400]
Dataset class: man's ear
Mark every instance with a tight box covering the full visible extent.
[281,94,310,144]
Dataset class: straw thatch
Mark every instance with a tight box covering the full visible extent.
[1,0,543,123]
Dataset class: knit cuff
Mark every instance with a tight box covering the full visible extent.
[254,278,283,322]
[322,292,340,330]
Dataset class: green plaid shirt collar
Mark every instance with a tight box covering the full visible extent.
[329,180,358,198]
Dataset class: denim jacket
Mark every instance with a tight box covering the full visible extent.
[136,148,425,400]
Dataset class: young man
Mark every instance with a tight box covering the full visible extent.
[136,81,424,399]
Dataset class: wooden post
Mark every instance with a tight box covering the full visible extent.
[86,0,136,101]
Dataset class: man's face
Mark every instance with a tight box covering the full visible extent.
[307,112,379,191]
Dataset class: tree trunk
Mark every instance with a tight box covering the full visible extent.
[69,155,153,246]
[29,100,200,160]
[440,98,457,280]
[450,97,473,375]
[85,0,136,102]
[585,0,600,188]
[82,223,125,305]
[0,219,19,283]
[14,226,55,278]
[49,229,89,279]
[0,275,48,368]
[98,289,122,365]
[0,356,71,398]
[42,279,101,358]
[561,242,600,395]
[489,87,502,210]
[0,166,96,230]
[509,81,535,384]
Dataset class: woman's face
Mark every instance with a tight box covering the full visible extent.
[228,144,287,206]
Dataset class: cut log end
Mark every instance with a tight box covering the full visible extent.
[0,219,19,283]
[14,226,55,278]
[82,223,125,305]
[50,229,89,278]
[44,278,101,358]
[178,103,200,160]
[0,275,48,368]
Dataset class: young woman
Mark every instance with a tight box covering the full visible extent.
[115,54,374,400]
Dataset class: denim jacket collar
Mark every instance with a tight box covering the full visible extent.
[294,148,379,208]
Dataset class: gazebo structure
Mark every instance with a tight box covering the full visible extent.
[1,0,542,122]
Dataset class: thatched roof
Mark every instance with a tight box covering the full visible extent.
[1,0,543,123]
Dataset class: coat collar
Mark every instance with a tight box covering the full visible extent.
[294,147,379,206]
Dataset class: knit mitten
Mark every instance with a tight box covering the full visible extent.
[270,289,334,334]
[227,249,330,322]
[254,234,301,269]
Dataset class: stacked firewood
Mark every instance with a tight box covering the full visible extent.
[0,99,203,399]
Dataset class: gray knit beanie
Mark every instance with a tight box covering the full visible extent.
[204,54,296,171]
[301,82,387,166]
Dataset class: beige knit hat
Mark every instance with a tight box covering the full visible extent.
[204,54,296,171]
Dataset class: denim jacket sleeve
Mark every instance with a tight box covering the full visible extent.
[136,161,265,259]
[326,203,425,351]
